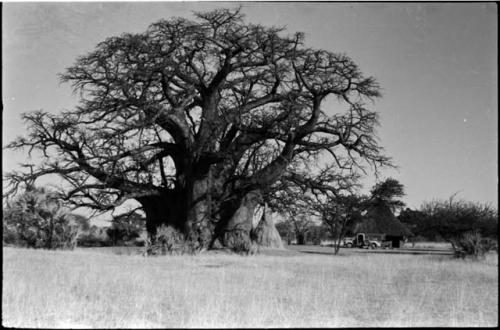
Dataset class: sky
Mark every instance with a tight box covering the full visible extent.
[2,2,498,217]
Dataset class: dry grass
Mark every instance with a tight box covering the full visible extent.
[2,247,498,328]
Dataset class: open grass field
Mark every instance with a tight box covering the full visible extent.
[2,246,498,328]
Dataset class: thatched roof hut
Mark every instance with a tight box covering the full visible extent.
[353,203,413,243]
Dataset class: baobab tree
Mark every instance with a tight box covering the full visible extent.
[5,8,391,251]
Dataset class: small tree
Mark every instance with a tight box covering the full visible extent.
[318,194,364,254]
[3,185,80,249]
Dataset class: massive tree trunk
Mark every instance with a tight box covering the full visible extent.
[137,189,187,236]
[139,186,283,252]
[296,233,306,245]
[138,155,286,253]
[185,176,215,250]
[219,190,262,249]
[137,179,214,251]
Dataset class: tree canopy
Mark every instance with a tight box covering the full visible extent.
[368,178,405,212]
[5,8,391,251]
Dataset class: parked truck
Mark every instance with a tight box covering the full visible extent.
[343,233,390,249]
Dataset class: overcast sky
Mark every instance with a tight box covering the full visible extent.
[2,2,498,212]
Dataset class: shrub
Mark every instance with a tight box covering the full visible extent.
[453,231,497,259]
[143,225,197,256]
[106,211,146,246]
[412,196,498,254]
[231,238,258,255]
[3,221,20,246]
[77,225,111,247]
[3,186,80,250]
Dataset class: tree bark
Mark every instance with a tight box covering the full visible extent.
[297,233,306,245]
[219,190,262,249]
[137,189,188,236]
[334,239,341,255]
[185,177,215,250]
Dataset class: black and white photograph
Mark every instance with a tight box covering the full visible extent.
[2,1,498,328]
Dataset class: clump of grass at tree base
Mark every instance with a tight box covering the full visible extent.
[142,225,198,255]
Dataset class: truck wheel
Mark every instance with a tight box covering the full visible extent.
[370,243,377,249]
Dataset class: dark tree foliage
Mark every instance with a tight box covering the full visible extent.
[420,197,498,240]
[307,224,331,245]
[398,208,434,240]
[368,178,405,212]
[106,211,146,246]
[5,8,390,251]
